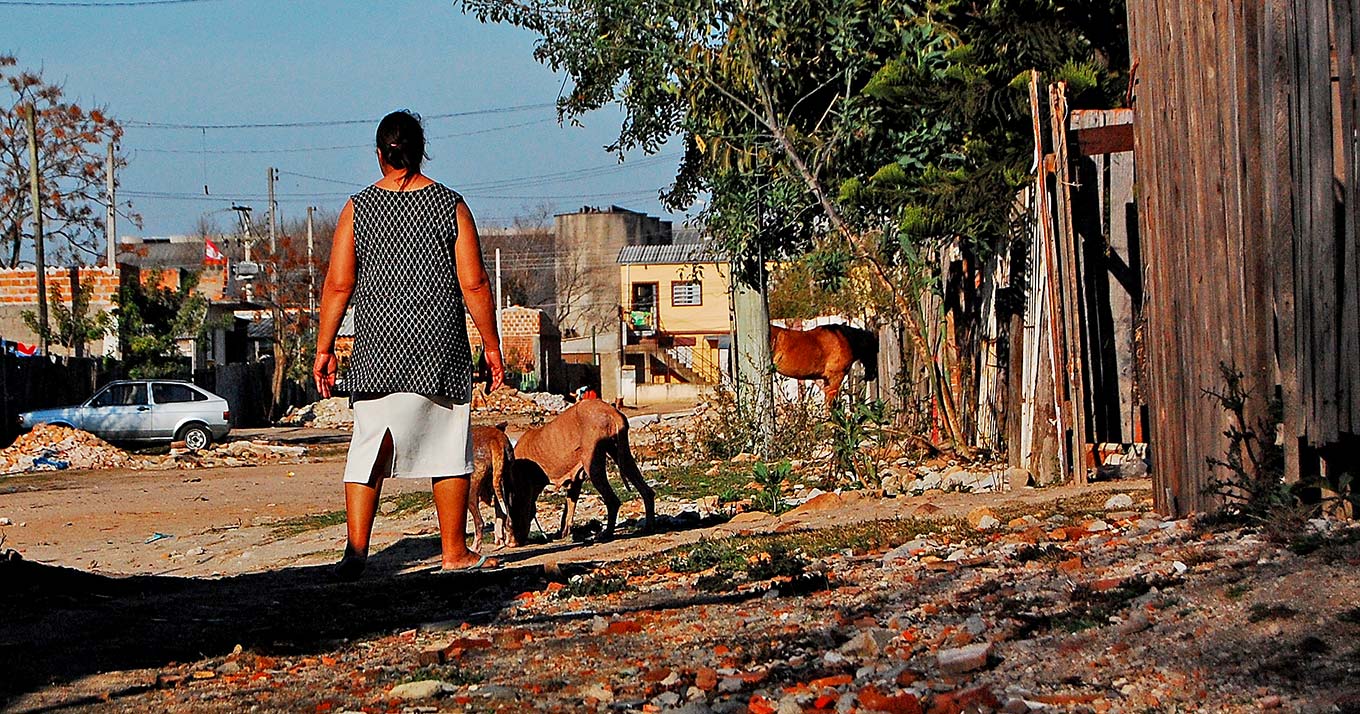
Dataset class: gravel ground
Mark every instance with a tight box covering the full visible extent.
[5,483,1358,714]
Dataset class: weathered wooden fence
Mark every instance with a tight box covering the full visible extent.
[1009,76,1143,487]
[1128,0,1360,514]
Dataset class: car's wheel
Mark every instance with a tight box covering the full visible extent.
[179,423,212,451]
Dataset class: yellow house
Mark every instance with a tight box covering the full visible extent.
[617,243,731,384]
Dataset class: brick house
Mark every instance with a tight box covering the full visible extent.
[335,305,562,392]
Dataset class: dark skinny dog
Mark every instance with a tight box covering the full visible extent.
[468,423,514,550]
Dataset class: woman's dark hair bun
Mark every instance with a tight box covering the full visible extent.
[376,110,428,182]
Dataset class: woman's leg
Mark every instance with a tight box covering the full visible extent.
[432,475,481,569]
[337,431,393,577]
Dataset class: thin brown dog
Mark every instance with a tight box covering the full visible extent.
[510,400,655,542]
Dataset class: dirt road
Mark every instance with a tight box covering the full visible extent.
[4,457,1358,714]
[0,456,436,577]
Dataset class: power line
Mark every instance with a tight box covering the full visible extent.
[131,119,554,155]
[123,103,555,130]
[0,0,223,5]
[272,153,681,194]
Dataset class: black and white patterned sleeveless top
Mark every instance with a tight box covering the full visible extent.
[346,182,473,403]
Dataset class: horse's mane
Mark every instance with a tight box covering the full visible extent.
[820,323,879,376]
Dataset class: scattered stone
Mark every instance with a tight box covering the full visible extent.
[966,507,998,530]
[839,628,897,657]
[581,682,614,703]
[656,691,682,707]
[388,680,448,700]
[937,643,992,674]
[789,492,844,514]
[1118,609,1151,635]
[1104,493,1135,510]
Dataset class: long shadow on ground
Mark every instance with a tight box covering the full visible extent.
[0,516,711,708]
[0,540,570,708]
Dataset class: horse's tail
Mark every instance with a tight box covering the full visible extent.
[828,323,879,381]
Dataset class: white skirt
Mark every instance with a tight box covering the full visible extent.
[342,392,474,483]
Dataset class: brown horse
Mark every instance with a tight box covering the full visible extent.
[771,323,879,403]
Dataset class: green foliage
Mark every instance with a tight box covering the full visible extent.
[461,0,1128,269]
[828,399,892,486]
[1202,363,1291,524]
[21,282,112,355]
[751,459,792,515]
[767,246,866,320]
[557,573,629,598]
[669,537,744,574]
[116,271,208,378]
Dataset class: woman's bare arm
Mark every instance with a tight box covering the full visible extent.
[455,200,504,391]
[313,200,356,397]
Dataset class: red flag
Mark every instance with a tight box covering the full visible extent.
[204,238,226,265]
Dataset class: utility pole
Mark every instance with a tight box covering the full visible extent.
[266,166,278,252]
[231,205,257,303]
[105,141,116,268]
[494,247,503,345]
[24,105,48,356]
[306,206,317,322]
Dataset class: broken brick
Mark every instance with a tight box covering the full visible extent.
[606,620,642,635]
[859,685,924,714]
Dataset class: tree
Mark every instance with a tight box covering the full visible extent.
[250,210,336,419]
[117,271,209,378]
[1,55,134,266]
[460,0,1127,452]
[477,205,560,317]
[21,280,113,358]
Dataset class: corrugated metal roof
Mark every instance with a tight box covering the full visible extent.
[617,242,721,265]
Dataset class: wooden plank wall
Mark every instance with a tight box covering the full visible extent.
[1127,0,1360,515]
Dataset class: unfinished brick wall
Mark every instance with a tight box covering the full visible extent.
[465,307,553,371]
[137,266,229,302]
[0,267,121,355]
[0,267,121,308]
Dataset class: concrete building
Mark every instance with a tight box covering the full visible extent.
[553,206,672,338]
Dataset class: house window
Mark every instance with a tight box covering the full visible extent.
[672,280,702,306]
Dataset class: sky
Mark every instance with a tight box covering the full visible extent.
[1,0,693,243]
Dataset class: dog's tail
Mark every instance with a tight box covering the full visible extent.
[493,436,514,519]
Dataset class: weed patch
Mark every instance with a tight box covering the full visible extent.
[557,573,629,598]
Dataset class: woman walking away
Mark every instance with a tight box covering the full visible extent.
[313,110,505,580]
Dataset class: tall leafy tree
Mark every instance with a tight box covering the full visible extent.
[117,272,208,378]
[0,55,134,266]
[462,0,1126,449]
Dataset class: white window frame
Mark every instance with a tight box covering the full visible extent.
[671,280,702,307]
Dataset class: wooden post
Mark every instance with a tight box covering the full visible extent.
[1049,82,1090,485]
[24,104,48,357]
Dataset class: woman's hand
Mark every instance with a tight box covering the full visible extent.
[485,350,505,392]
[314,350,339,398]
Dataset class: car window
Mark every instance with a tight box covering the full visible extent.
[90,384,147,407]
[153,383,205,404]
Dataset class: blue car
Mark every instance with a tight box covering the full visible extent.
[19,380,232,451]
